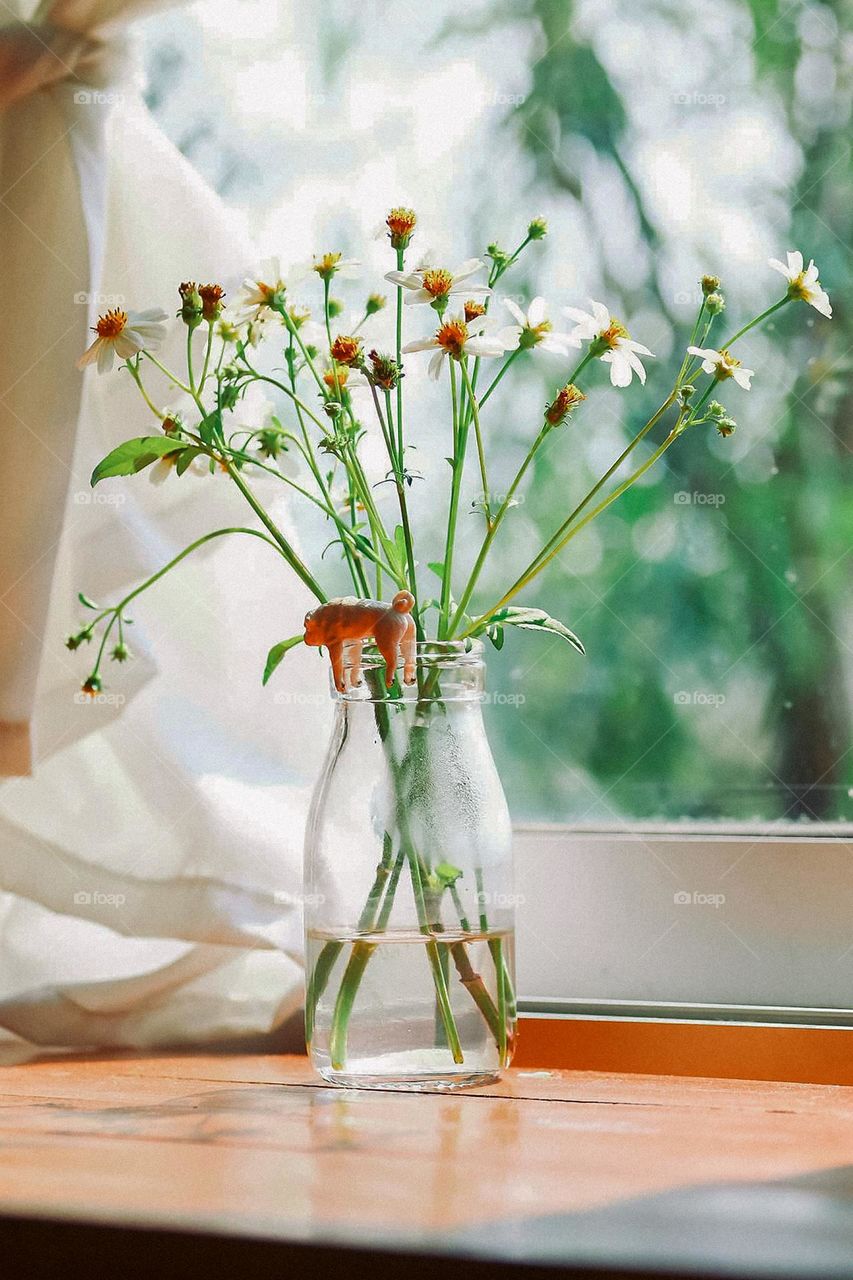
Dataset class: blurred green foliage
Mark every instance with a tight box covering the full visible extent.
[479,0,851,823]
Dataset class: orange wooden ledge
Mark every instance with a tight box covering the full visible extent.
[515,1014,853,1086]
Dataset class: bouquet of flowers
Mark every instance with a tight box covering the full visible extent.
[69,212,831,1082]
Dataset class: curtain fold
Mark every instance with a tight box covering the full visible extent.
[0,0,327,1049]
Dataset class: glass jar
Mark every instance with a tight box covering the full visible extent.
[303,640,516,1090]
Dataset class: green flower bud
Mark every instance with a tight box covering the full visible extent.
[65,627,93,651]
[365,293,387,316]
[258,428,287,459]
[178,281,204,329]
[701,274,721,296]
[111,641,131,663]
[705,292,725,315]
[486,242,510,270]
[527,216,548,240]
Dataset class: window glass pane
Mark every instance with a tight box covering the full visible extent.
[140,0,851,825]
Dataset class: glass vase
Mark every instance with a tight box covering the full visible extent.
[303,640,516,1090]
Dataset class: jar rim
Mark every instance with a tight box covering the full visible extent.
[333,638,486,701]
[343,638,484,660]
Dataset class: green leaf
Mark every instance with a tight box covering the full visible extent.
[427,561,446,580]
[198,410,222,447]
[175,446,204,476]
[77,592,99,610]
[91,437,183,486]
[262,635,304,686]
[480,606,585,655]
[486,624,505,651]
[393,524,408,566]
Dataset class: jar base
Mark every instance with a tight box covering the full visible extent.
[317,1066,500,1092]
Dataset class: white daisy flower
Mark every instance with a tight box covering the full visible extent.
[233,257,290,326]
[77,308,169,375]
[385,258,491,309]
[562,299,654,387]
[496,296,580,356]
[768,250,832,318]
[687,346,754,390]
[403,315,508,381]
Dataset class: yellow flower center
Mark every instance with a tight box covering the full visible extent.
[600,318,628,348]
[435,319,468,357]
[314,253,342,280]
[787,273,809,301]
[330,335,362,367]
[95,309,128,339]
[422,269,454,298]
[463,300,486,323]
[715,349,740,379]
[386,207,417,238]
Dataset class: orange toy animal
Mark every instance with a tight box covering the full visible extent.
[303,591,417,692]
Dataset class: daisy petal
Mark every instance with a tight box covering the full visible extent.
[465,338,506,358]
[527,296,547,327]
[96,341,115,374]
[77,340,101,370]
[503,298,526,327]
[428,350,445,380]
[402,337,438,353]
[495,325,522,348]
[562,306,594,324]
[451,258,486,282]
[603,350,631,388]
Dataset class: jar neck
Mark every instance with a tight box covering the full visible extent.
[332,640,486,704]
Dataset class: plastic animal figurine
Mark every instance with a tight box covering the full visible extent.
[303,591,417,691]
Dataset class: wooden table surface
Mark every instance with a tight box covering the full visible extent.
[2,1051,853,1279]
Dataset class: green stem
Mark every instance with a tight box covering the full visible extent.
[288,331,363,595]
[465,420,685,632]
[447,419,551,636]
[125,361,162,419]
[185,326,207,415]
[225,464,327,602]
[467,389,678,628]
[328,942,375,1070]
[323,279,344,404]
[724,296,789,347]
[439,361,464,638]
[143,353,192,396]
[477,346,523,409]
[198,321,215,390]
[395,245,405,464]
[459,358,491,529]
[87,527,287,679]
[405,844,464,1064]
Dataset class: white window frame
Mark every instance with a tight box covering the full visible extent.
[514,824,853,1027]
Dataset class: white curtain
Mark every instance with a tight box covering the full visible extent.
[0,0,328,1048]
